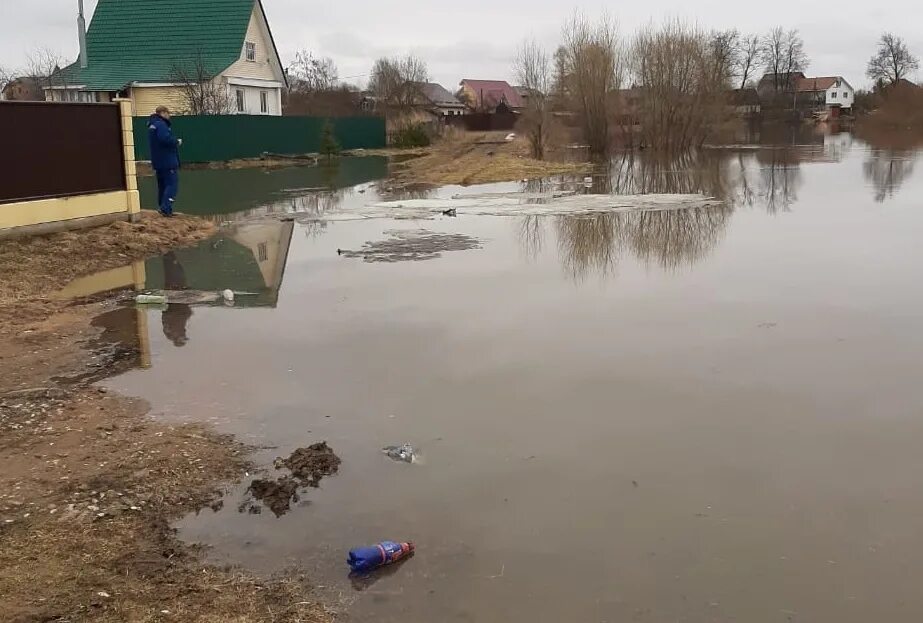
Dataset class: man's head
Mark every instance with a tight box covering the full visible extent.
[155,105,171,120]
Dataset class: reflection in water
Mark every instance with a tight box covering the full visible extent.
[145,220,295,308]
[533,150,738,280]
[554,204,733,280]
[864,149,917,202]
[517,215,545,260]
[162,252,192,347]
[755,149,803,214]
[607,150,730,198]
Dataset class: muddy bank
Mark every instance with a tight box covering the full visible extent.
[389,131,589,186]
[0,215,332,622]
[0,211,215,325]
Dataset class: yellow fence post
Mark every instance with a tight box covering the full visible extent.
[114,98,141,223]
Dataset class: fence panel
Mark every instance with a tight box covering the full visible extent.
[446,112,520,132]
[132,115,386,163]
[0,101,126,204]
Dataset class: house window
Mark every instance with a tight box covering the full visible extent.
[260,90,268,114]
[245,41,256,61]
[843,92,848,99]
[236,89,245,113]
[831,92,837,99]
[257,242,268,262]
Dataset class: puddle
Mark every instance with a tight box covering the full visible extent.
[62,137,923,622]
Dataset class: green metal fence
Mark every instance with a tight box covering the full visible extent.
[133,115,386,163]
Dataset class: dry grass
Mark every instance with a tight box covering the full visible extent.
[0,211,332,623]
[0,211,215,307]
[389,131,589,186]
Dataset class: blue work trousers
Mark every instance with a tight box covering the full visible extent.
[155,168,179,215]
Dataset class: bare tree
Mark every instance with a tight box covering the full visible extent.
[283,51,360,116]
[559,11,625,156]
[736,34,762,89]
[867,33,920,85]
[0,65,11,95]
[708,29,739,85]
[288,51,339,92]
[25,48,69,98]
[761,27,808,91]
[514,38,553,159]
[170,52,230,114]
[631,20,733,151]
[368,54,428,112]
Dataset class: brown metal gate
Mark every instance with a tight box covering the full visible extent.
[0,101,126,204]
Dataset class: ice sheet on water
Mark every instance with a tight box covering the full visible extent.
[308,192,723,221]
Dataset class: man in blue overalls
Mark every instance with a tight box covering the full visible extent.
[147,106,182,217]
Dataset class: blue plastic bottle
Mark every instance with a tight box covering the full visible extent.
[347,540,415,574]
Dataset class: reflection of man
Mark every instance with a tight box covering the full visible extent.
[162,251,192,347]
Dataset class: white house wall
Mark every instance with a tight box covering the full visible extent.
[221,3,285,116]
[227,82,282,115]
[826,82,854,107]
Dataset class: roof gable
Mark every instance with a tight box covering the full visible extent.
[460,79,524,108]
[55,0,264,91]
[418,82,463,107]
[795,76,852,92]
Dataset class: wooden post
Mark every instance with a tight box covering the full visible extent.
[114,98,141,223]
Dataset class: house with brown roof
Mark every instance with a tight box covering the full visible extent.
[794,76,854,113]
[458,79,524,112]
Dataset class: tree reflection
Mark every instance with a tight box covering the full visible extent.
[755,149,802,214]
[863,149,916,202]
[607,149,730,198]
[556,214,620,279]
[550,151,735,280]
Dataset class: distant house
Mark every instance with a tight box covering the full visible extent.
[729,88,761,117]
[47,0,287,116]
[414,82,467,116]
[757,72,806,99]
[1,77,44,101]
[458,79,524,112]
[795,76,854,113]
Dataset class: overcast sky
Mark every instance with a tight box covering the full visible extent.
[3,0,922,90]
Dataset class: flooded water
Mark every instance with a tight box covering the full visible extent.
[85,131,923,621]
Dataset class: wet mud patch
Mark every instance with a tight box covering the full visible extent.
[337,229,482,262]
[241,442,341,516]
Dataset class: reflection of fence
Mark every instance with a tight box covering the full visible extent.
[132,115,386,163]
[446,112,519,132]
[0,100,139,237]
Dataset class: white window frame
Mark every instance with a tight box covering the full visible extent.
[245,41,256,62]
[260,90,268,114]
[235,88,245,113]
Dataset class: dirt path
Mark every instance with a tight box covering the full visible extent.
[0,213,332,623]
[387,131,588,186]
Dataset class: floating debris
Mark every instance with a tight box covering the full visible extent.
[383,443,415,463]
[338,230,481,262]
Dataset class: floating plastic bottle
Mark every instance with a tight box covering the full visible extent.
[347,541,415,574]
[135,294,167,305]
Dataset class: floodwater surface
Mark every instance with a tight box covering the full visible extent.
[98,133,923,622]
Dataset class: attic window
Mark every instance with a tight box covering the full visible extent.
[245,41,256,62]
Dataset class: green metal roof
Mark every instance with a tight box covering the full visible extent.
[56,0,257,91]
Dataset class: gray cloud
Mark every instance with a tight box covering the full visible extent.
[3,0,923,91]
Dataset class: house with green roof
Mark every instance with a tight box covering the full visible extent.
[48,0,287,116]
